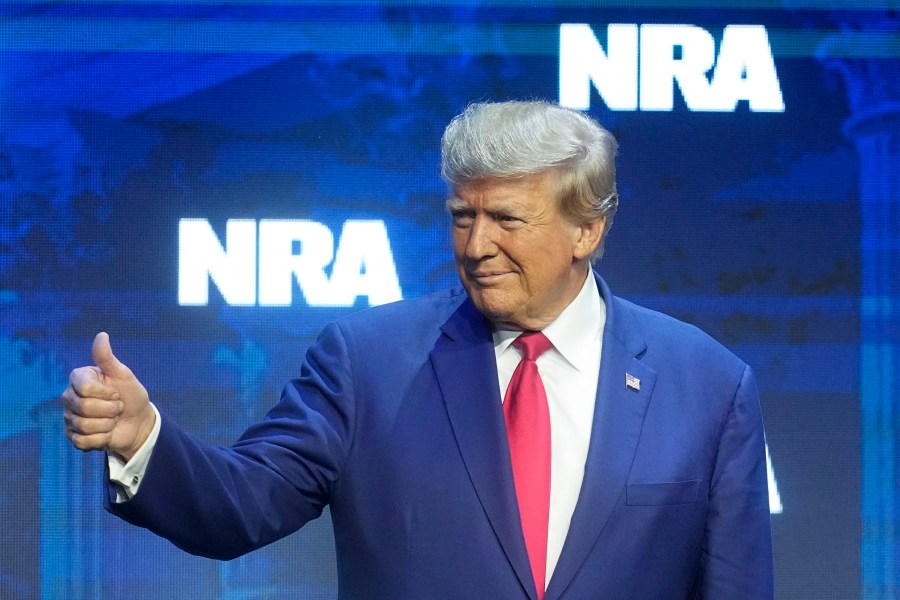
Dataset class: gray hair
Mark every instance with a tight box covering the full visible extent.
[440,100,619,261]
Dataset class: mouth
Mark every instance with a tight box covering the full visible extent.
[468,271,512,285]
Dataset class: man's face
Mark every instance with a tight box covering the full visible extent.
[449,172,603,331]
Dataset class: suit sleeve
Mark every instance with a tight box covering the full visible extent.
[698,365,774,599]
[104,321,356,560]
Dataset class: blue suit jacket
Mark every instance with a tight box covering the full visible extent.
[108,273,774,599]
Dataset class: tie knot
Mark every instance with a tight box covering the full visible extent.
[512,331,553,361]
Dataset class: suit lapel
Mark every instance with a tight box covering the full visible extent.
[544,275,657,600]
[430,298,537,600]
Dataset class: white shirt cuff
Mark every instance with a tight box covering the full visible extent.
[107,403,162,503]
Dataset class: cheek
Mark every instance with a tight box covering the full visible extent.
[450,232,466,258]
[521,246,571,283]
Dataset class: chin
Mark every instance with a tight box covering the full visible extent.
[462,281,525,321]
[472,298,523,328]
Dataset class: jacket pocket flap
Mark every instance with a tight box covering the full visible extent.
[626,480,701,506]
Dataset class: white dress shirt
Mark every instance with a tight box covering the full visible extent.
[493,272,605,588]
[108,403,161,501]
[110,272,606,588]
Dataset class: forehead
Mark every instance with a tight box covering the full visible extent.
[450,172,558,209]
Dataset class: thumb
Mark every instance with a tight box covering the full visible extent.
[92,332,128,377]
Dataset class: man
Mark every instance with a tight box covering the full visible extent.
[62,100,774,599]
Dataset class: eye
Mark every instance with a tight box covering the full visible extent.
[451,210,474,227]
[497,214,523,227]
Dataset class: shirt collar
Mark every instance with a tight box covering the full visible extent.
[492,271,606,372]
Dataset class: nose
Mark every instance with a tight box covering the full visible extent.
[464,216,499,260]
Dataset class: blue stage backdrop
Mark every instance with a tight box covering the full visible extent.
[0,2,896,599]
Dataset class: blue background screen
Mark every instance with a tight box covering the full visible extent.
[0,2,896,599]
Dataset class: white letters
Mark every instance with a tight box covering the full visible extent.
[258,220,334,307]
[767,443,783,514]
[640,25,716,111]
[559,23,638,111]
[709,25,784,112]
[559,23,784,113]
[179,219,403,307]
[178,219,256,306]
[329,220,403,307]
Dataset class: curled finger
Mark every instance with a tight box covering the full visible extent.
[65,428,112,453]
[65,410,117,436]
[63,393,122,419]
[69,366,119,401]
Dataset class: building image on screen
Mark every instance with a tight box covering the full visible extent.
[0,2,896,599]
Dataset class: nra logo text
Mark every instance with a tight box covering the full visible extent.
[178,219,403,307]
[560,24,784,112]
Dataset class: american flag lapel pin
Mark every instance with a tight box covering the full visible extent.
[625,373,641,391]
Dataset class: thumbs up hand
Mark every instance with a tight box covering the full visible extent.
[62,332,156,462]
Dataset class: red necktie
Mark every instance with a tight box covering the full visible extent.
[504,331,553,599]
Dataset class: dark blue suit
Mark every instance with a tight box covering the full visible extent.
[108,273,774,599]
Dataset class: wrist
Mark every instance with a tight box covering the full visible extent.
[117,405,157,463]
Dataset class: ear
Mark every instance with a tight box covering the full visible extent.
[573,217,605,260]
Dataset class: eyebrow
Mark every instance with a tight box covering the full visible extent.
[445,197,468,212]
[445,197,525,217]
